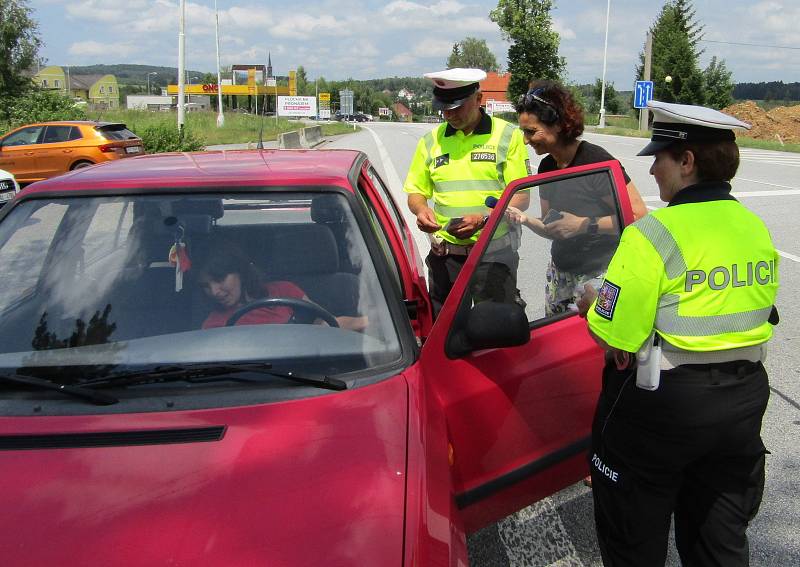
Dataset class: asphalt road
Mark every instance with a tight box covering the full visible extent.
[325,120,800,566]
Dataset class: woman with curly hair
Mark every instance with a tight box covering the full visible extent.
[507,79,648,316]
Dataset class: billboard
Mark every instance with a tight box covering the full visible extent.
[278,96,317,117]
[485,99,515,115]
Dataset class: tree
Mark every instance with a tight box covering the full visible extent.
[0,0,42,103]
[446,37,499,72]
[636,1,705,105]
[703,56,733,109]
[590,79,622,115]
[490,0,565,102]
[295,66,310,95]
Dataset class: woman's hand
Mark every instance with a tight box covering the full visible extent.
[545,211,588,239]
[314,315,369,333]
[505,206,528,225]
[336,315,369,332]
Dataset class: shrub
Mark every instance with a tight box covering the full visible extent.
[4,90,87,126]
[138,123,205,153]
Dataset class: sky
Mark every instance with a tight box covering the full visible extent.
[31,0,800,87]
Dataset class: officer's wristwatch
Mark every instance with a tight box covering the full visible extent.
[587,216,599,234]
[480,214,490,228]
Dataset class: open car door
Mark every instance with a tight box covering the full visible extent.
[418,160,635,533]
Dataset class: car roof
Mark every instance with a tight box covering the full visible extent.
[5,121,125,129]
[19,149,365,196]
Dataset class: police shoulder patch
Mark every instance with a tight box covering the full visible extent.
[595,280,621,320]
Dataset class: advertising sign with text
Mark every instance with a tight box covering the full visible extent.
[278,96,317,117]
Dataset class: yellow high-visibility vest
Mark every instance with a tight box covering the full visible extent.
[403,113,529,245]
[588,187,779,352]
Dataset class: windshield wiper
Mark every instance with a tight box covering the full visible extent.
[0,372,119,406]
[81,362,348,392]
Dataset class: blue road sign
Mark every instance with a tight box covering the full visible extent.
[634,80,654,109]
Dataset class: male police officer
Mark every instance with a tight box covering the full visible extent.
[578,100,779,567]
[404,68,530,315]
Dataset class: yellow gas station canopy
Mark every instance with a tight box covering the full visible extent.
[167,84,290,96]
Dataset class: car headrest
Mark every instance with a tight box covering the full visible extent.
[310,194,348,224]
[170,198,224,220]
[267,224,339,275]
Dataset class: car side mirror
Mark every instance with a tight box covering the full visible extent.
[446,300,530,358]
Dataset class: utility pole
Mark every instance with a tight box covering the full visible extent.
[639,32,652,132]
[214,0,224,127]
[177,0,186,133]
[598,0,611,129]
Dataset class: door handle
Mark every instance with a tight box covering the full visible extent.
[63,149,73,153]
[24,152,34,156]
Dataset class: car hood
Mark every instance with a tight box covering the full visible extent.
[0,377,409,566]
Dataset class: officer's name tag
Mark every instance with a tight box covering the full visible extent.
[434,154,450,168]
[471,151,496,162]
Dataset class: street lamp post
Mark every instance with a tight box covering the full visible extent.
[177,0,186,132]
[598,0,611,129]
[147,72,157,96]
[214,0,224,127]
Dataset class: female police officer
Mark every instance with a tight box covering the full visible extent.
[577,100,779,567]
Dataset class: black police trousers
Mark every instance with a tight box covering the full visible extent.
[426,247,519,317]
[590,360,769,567]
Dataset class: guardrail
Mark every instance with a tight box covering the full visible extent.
[277,126,325,149]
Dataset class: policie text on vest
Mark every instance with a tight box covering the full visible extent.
[685,260,777,292]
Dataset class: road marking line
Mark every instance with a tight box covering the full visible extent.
[361,125,403,192]
[777,249,800,263]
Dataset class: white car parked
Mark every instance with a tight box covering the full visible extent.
[0,168,20,208]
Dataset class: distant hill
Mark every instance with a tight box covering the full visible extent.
[68,64,210,85]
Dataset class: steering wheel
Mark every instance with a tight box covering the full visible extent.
[225,297,339,328]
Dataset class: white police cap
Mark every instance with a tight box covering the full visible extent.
[637,100,751,156]
[424,68,487,111]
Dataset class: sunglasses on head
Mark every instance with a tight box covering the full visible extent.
[520,88,559,122]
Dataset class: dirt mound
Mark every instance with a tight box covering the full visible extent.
[722,100,800,144]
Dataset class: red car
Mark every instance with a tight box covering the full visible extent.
[0,150,633,566]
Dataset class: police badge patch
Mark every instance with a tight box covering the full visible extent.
[434,154,450,168]
[470,151,496,162]
[595,280,621,320]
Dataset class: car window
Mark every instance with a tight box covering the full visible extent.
[97,125,138,140]
[354,185,403,293]
[2,126,44,146]
[365,166,411,258]
[464,169,624,323]
[0,192,402,389]
[42,126,82,144]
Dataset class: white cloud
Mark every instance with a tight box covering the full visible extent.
[383,0,465,17]
[388,53,417,67]
[411,39,454,58]
[69,40,138,59]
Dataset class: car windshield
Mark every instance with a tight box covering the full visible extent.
[0,191,403,387]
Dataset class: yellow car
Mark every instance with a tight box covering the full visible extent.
[0,121,144,184]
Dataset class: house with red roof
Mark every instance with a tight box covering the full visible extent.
[480,71,512,108]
